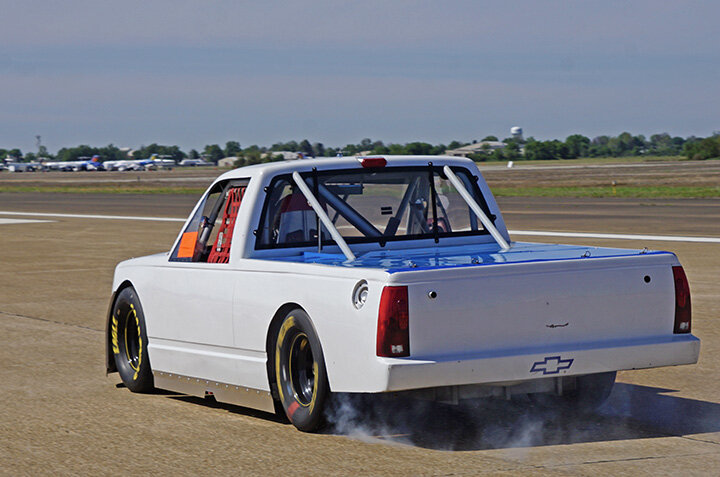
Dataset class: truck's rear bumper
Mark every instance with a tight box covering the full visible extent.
[382,334,700,392]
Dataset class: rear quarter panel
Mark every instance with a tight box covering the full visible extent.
[229,260,392,392]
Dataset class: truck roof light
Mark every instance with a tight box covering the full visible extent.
[358,157,387,168]
[672,266,691,334]
[377,286,409,357]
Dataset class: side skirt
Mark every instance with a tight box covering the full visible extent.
[153,371,276,414]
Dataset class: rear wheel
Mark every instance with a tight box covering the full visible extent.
[531,372,616,413]
[274,309,330,432]
[111,287,154,393]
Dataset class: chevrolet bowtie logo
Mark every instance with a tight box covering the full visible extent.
[530,356,574,375]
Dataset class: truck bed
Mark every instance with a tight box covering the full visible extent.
[265,241,670,272]
[267,241,698,391]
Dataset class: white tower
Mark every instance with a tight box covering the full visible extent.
[511,126,523,141]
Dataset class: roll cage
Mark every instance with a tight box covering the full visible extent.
[254,165,499,256]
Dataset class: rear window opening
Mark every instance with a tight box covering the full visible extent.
[255,166,493,250]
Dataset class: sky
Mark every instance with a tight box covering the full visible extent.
[1,1,718,154]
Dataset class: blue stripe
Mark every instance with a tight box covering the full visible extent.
[264,242,674,272]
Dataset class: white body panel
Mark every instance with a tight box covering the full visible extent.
[398,256,677,357]
[109,156,700,407]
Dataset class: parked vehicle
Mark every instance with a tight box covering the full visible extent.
[7,162,40,172]
[106,155,700,431]
[44,155,105,171]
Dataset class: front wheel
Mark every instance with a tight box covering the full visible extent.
[274,309,330,432]
[111,287,154,393]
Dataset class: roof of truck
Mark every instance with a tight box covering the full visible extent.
[215,155,477,182]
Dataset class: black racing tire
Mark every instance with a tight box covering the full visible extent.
[531,372,616,413]
[111,287,154,393]
[274,309,330,432]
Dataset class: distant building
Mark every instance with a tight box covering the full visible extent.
[445,141,506,157]
[218,156,241,167]
[447,126,525,157]
[261,151,303,160]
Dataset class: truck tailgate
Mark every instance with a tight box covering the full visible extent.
[391,253,680,358]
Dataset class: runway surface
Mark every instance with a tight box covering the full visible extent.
[1,190,719,475]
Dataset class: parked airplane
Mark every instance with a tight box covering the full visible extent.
[139,154,175,170]
[104,154,176,171]
[178,158,213,167]
[44,155,105,171]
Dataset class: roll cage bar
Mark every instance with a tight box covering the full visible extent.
[291,171,356,261]
[442,165,510,251]
[287,165,510,261]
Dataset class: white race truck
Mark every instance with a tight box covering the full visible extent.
[106,155,700,431]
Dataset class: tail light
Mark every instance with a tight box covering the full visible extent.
[377,286,409,357]
[672,266,691,333]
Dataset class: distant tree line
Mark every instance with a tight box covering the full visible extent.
[466,132,718,162]
[684,134,720,161]
[3,132,720,165]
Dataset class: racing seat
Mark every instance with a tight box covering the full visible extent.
[277,192,317,243]
[276,192,330,243]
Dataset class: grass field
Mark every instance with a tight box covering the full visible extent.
[3,184,718,199]
[2,157,719,198]
[477,155,690,167]
[492,185,720,198]
[482,158,720,198]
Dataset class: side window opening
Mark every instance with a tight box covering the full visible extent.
[171,180,248,262]
[207,186,245,263]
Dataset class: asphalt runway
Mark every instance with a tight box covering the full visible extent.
[1,191,719,475]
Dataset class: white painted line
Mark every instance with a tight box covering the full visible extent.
[1,210,717,244]
[509,230,720,244]
[0,218,54,225]
[0,211,186,222]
